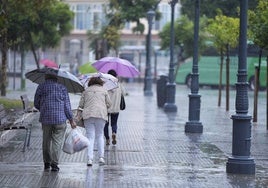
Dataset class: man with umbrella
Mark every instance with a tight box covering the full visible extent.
[34,72,76,172]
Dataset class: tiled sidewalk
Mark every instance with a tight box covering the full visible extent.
[0,82,267,188]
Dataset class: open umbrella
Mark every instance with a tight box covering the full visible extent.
[40,59,58,68]
[25,67,84,93]
[78,72,118,91]
[92,57,139,78]
[78,62,97,74]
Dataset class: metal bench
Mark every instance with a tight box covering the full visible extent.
[20,94,38,113]
[0,95,38,152]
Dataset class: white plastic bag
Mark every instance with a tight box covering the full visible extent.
[63,128,90,154]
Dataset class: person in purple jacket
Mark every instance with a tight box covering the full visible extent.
[34,73,76,172]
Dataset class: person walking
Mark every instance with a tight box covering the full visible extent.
[77,76,111,166]
[104,69,125,146]
[34,73,76,172]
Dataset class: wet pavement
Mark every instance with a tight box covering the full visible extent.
[0,81,267,188]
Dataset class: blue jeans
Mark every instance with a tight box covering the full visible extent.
[104,113,119,140]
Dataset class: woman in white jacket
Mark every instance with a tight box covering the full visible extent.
[78,77,111,166]
[104,69,125,146]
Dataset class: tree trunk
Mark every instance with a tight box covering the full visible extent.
[226,44,230,111]
[218,49,224,107]
[175,45,184,84]
[266,56,268,130]
[25,30,40,69]
[253,49,262,122]
[20,51,26,90]
[29,34,40,69]
[13,45,16,90]
[1,28,7,96]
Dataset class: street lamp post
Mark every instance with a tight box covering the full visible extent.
[144,10,155,96]
[163,0,178,112]
[154,51,157,82]
[226,0,255,174]
[185,0,203,133]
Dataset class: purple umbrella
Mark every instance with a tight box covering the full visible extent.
[92,57,140,78]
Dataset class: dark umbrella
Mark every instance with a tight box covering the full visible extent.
[25,67,84,93]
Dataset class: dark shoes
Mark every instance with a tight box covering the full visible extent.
[44,163,50,171]
[44,163,60,172]
[106,133,116,146]
[106,139,110,146]
[112,133,116,145]
[87,159,93,166]
[51,163,60,172]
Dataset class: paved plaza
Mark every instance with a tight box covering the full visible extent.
[0,80,267,187]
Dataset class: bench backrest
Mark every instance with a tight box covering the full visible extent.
[20,95,31,113]
[20,95,39,113]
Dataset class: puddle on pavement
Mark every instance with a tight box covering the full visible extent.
[0,134,24,161]
[199,142,227,165]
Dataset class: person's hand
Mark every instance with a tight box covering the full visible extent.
[69,120,77,129]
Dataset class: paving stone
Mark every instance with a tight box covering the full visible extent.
[0,82,267,188]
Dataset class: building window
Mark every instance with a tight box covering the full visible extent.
[156,3,180,31]
[154,20,160,30]
[70,3,107,31]
[122,40,138,46]
[93,12,101,30]
[124,22,131,30]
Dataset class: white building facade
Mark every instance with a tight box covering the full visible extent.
[6,0,181,78]
[60,0,181,70]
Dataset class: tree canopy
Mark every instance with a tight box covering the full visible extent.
[88,0,162,56]
[180,0,258,20]
[207,11,239,53]
[248,0,268,50]
[0,0,73,96]
[159,15,208,61]
[6,0,73,65]
[108,0,161,34]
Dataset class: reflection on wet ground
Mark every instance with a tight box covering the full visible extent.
[0,82,267,187]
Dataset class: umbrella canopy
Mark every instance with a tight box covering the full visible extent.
[78,62,97,74]
[92,57,140,78]
[78,72,118,91]
[40,59,58,68]
[25,67,84,93]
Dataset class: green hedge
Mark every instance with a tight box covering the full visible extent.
[0,98,23,110]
